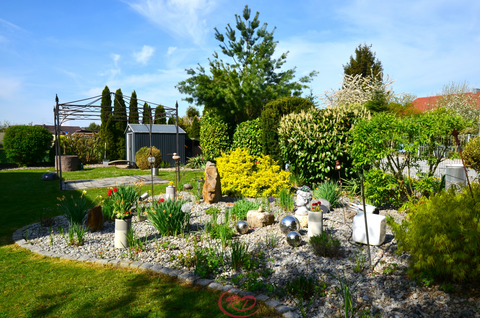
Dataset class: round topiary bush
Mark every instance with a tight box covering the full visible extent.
[231,118,263,157]
[464,136,480,172]
[3,125,53,166]
[135,146,162,170]
[200,115,230,162]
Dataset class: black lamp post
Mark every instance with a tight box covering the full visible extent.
[335,160,346,224]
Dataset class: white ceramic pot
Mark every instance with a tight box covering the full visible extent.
[115,217,132,248]
[307,211,323,239]
[166,185,176,200]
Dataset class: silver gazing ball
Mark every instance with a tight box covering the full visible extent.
[280,216,300,235]
[286,231,301,247]
[236,221,249,235]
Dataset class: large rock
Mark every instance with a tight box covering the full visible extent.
[202,162,222,204]
[246,210,274,228]
[86,205,104,232]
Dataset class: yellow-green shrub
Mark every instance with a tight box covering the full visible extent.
[387,183,480,282]
[464,136,480,172]
[216,148,291,197]
[135,146,162,170]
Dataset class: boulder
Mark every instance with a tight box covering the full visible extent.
[246,210,274,228]
[202,164,222,204]
[296,214,308,228]
[183,183,193,190]
[42,172,59,181]
[86,205,104,232]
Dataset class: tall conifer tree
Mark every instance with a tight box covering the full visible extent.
[100,86,115,159]
[154,105,167,124]
[343,43,383,79]
[142,102,151,124]
[113,88,127,159]
[129,90,139,124]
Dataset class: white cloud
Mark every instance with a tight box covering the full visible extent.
[126,0,218,45]
[167,47,177,55]
[111,54,121,67]
[134,45,155,64]
[0,18,23,31]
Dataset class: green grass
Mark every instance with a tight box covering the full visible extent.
[0,167,282,318]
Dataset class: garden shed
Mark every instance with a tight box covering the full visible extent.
[125,124,186,166]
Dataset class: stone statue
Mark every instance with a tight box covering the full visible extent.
[295,186,312,216]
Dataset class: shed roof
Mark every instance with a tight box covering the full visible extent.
[126,124,186,134]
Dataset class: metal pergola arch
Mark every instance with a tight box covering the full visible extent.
[54,92,180,193]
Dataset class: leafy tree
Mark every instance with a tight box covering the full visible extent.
[186,106,200,119]
[142,102,151,124]
[113,89,127,159]
[176,5,317,127]
[200,116,230,161]
[343,43,383,79]
[129,90,139,124]
[189,116,200,139]
[154,105,167,124]
[86,122,100,131]
[4,125,53,165]
[99,86,116,159]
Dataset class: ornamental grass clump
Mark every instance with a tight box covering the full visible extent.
[313,180,341,208]
[278,188,294,211]
[57,190,90,226]
[387,183,480,282]
[230,199,260,220]
[309,229,341,258]
[147,198,190,237]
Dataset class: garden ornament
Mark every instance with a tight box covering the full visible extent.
[286,231,301,247]
[280,216,300,235]
[295,186,312,216]
[235,220,249,235]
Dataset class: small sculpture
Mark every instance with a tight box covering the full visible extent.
[286,231,301,247]
[236,221,249,235]
[280,216,300,235]
[295,186,312,216]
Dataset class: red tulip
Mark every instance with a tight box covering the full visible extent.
[108,189,113,196]
[113,188,117,192]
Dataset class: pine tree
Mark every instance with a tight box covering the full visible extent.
[154,105,166,124]
[142,102,151,124]
[343,43,383,80]
[99,86,115,159]
[113,89,127,159]
[129,90,139,124]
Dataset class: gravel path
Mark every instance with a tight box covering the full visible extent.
[13,193,480,318]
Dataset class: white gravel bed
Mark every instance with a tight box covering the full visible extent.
[17,192,480,318]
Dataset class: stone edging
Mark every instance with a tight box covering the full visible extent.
[12,226,299,318]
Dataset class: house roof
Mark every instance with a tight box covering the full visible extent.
[36,124,84,135]
[126,124,186,134]
[412,92,480,113]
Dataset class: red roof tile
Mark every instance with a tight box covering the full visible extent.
[412,92,480,113]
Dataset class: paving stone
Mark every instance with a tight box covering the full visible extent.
[207,283,223,291]
[184,275,200,285]
[178,272,194,281]
[167,270,181,278]
[226,288,242,295]
[255,294,270,302]
[282,311,300,318]
[95,259,110,265]
[130,261,143,268]
[85,257,97,263]
[196,279,214,287]
[150,264,163,272]
[275,306,294,314]
[160,267,173,275]
[238,290,256,297]
[265,299,283,309]
[108,259,120,266]
[139,263,153,271]
[77,255,90,262]
[119,260,132,268]
[220,285,234,292]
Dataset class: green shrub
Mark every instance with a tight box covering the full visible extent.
[200,116,230,161]
[260,97,314,164]
[148,199,189,237]
[231,199,260,220]
[278,105,370,185]
[57,192,91,226]
[59,133,102,164]
[185,155,206,169]
[4,125,53,165]
[464,136,480,172]
[135,146,162,170]
[387,183,480,282]
[363,168,401,206]
[204,208,234,245]
[216,148,291,197]
[313,180,342,208]
[309,230,341,258]
[277,188,294,211]
[231,118,263,157]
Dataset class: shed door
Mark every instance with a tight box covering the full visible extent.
[127,133,133,162]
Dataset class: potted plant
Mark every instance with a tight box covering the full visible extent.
[108,186,139,248]
[166,181,175,200]
[308,202,324,239]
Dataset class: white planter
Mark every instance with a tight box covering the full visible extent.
[307,211,323,239]
[103,159,109,166]
[352,213,386,246]
[115,217,132,249]
[166,185,176,200]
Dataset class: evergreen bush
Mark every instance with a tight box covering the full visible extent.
[199,116,229,161]
[59,133,102,164]
[260,97,314,164]
[464,136,480,172]
[231,118,262,157]
[4,125,53,166]
[216,148,291,197]
[135,146,162,170]
[278,105,370,185]
[388,183,480,282]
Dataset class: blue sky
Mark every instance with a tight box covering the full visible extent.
[1,0,479,127]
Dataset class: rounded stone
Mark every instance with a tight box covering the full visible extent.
[286,231,301,247]
[280,216,300,235]
[183,183,193,190]
[236,221,249,235]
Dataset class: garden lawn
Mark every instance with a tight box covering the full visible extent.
[0,167,281,318]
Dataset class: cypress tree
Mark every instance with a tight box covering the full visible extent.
[189,116,200,139]
[113,89,127,159]
[154,105,167,124]
[100,86,115,159]
[343,43,383,80]
[167,117,176,125]
[129,90,139,124]
[142,102,151,124]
